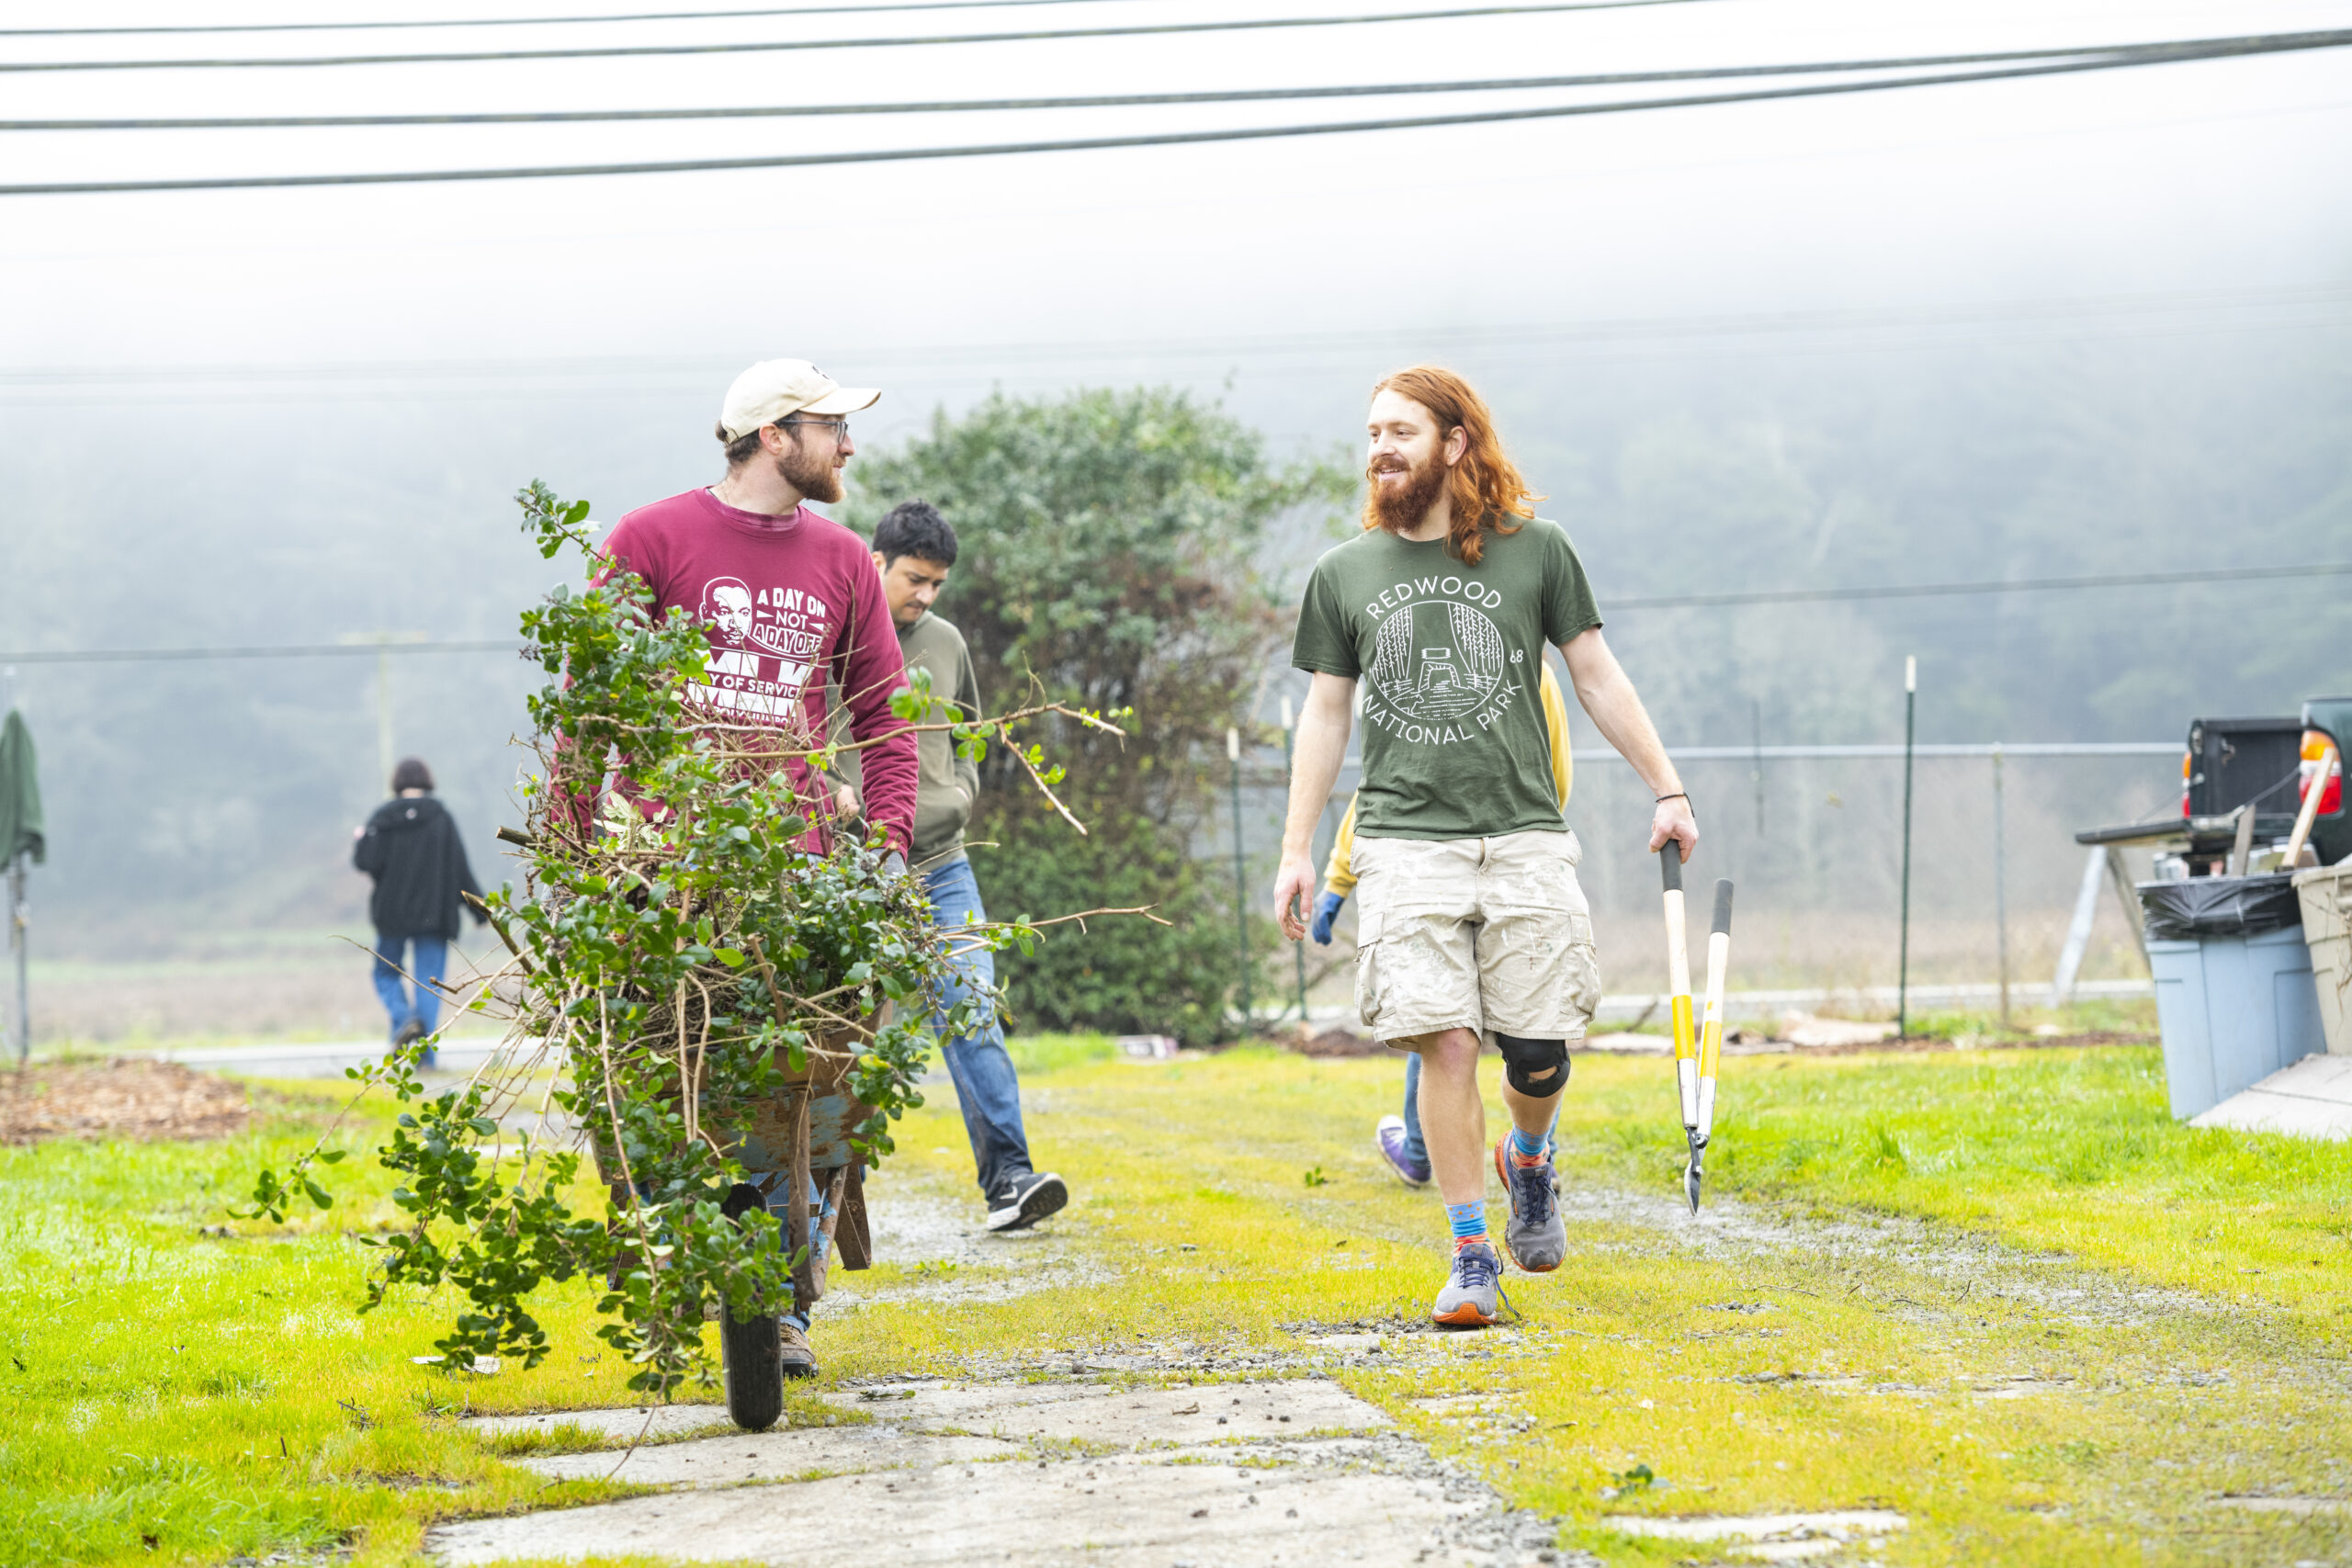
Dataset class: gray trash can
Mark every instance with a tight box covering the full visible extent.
[2292,863,2352,1055]
[2141,874,2324,1122]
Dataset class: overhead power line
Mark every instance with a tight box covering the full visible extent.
[6,562,2346,665]
[0,0,1719,73]
[6,34,2344,197]
[0,640,523,665]
[6,284,2341,389]
[3,39,2301,131]
[1610,561,2352,611]
[0,0,1157,37]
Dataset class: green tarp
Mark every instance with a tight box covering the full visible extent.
[0,708,41,867]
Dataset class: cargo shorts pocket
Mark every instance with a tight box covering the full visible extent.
[1563,913,1602,1035]
[1351,909,1385,1030]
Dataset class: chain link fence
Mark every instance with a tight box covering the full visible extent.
[1219,730,2181,1028]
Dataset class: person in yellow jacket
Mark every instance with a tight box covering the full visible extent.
[1312,660,1575,1188]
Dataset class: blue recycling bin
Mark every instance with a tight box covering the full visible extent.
[2142,874,2324,1122]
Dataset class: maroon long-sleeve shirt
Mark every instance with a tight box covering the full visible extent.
[598,488,917,854]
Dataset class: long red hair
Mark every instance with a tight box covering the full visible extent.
[1364,366,1541,567]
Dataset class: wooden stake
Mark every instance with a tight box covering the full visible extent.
[2283,745,2337,871]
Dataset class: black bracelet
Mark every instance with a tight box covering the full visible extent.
[1656,791,1689,804]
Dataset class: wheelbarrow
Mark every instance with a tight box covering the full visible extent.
[595,1018,878,1432]
[711,1020,876,1431]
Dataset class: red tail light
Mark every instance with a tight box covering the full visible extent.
[2301,730,2342,817]
[2181,750,2192,818]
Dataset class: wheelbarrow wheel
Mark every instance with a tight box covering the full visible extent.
[718,1183,785,1432]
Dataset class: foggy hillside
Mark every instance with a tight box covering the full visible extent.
[3,313,2347,962]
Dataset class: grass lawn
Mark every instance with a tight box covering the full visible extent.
[4,1028,2348,1565]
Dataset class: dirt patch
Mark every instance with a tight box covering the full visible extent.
[1,1057,250,1144]
[1293,1027,1383,1057]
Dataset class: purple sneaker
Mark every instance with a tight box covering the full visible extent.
[1374,1114,1430,1189]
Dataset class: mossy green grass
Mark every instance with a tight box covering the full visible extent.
[5,1027,2347,1565]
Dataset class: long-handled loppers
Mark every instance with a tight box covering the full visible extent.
[1689,877,1735,1212]
[1659,851,1698,1164]
[1660,850,1736,1212]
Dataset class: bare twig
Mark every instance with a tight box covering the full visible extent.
[1017,904,1174,931]
[1012,743,1088,837]
[461,890,533,974]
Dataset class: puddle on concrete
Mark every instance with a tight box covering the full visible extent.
[466,1405,731,1445]
[1602,1508,1908,1562]
[1973,1375,2076,1400]
[2209,1495,2349,1516]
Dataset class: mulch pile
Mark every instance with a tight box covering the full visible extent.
[1293,1028,1385,1058]
[1,1057,251,1145]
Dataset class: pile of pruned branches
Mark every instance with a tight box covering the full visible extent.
[243,481,1139,1395]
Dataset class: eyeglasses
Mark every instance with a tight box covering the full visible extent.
[778,416,850,442]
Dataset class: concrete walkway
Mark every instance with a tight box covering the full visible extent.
[2189,1052,2352,1140]
[438,1380,1575,1568]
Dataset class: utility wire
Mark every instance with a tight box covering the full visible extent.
[6,283,2340,388]
[0,0,1159,37]
[0,0,1721,73]
[7,561,2346,664]
[6,36,2343,197]
[0,640,523,664]
[1611,561,2352,612]
[2,37,2307,130]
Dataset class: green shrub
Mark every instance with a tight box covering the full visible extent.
[848,387,1350,1042]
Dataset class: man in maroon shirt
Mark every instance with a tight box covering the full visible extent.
[597,358,919,1379]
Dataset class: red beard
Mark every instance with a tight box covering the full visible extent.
[777,437,843,505]
[1365,450,1448,534]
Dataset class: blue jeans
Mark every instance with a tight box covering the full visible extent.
[922,858,1034,1199]
[371,931,447,1043]
[1400,1049,1556,1165]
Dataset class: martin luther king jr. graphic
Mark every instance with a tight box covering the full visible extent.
[700,577,759,681]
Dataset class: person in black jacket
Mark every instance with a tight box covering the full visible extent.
[353,757,485,1062]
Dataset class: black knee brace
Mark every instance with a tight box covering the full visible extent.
[1497,1032,1570,1098]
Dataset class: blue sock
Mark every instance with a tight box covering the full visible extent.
[1447,1201,1487,1243]
[1510,1125,1547,1161]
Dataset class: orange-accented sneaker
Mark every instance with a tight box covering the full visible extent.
[1431,1239,1501,1327]
[1493,1135,1566,1273]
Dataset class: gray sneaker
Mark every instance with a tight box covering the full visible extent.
[1493,1136,1566,1273]
[1431,1240,1502,1327]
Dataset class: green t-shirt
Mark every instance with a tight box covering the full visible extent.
[1290,517,1600,840]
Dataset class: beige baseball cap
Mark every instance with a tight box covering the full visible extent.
[718,358,880,441]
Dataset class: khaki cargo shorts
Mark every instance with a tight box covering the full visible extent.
[1348,828,1602,1048]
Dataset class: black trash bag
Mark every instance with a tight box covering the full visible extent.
[2138,874,2304,942]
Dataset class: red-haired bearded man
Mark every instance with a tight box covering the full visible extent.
[1273,367,1696,1327]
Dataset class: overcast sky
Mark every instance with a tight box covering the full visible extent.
[3,0,2347,454]
[2,0,2348,956]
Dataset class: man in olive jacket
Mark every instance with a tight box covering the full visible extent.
[858,501,1069,1233]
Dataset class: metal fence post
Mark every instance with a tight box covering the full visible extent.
[1281,697,1309,1026]
[1992,742,2010,1026]
[1898,656,1917,1038]
[1227,727,1251,1034]
[9,853,25,1063]
[1751,696,1765,837]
